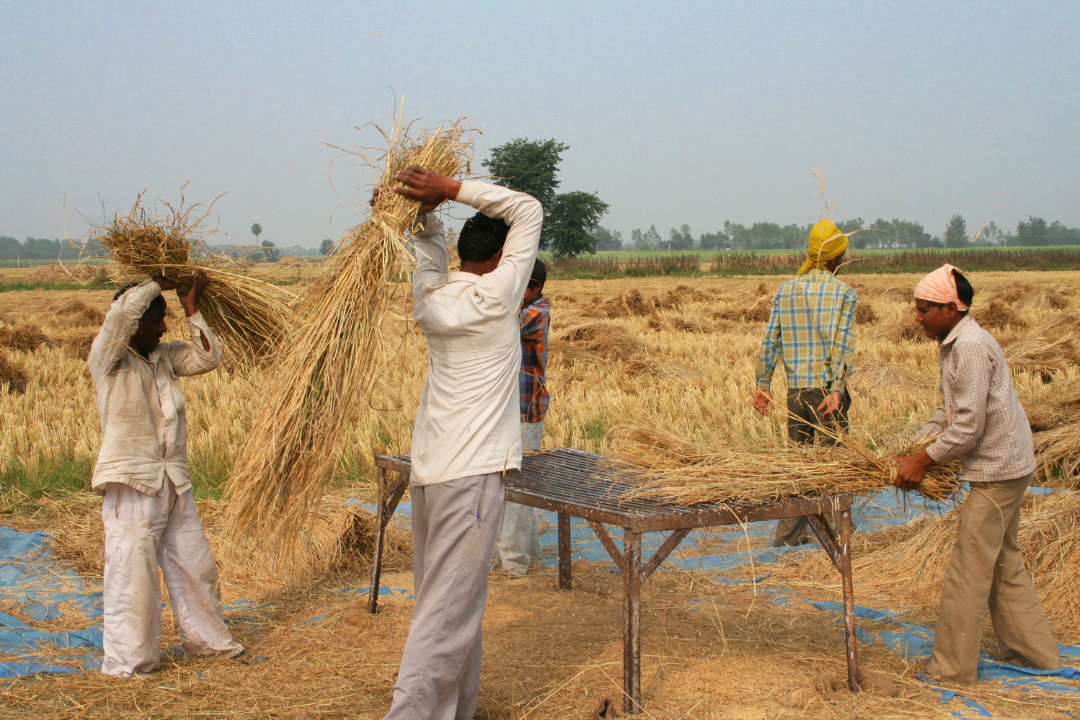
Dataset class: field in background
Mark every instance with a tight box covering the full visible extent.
[4,269,1078,501]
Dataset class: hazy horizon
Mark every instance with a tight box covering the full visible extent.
[2,1,1077,249]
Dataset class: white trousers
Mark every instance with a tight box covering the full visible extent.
[101,481,242,677]
[385,472,505,720]
[499,421,544,576]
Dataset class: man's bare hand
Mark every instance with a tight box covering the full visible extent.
[393,165,461,214]
[153,276,180,292]
[178,270,209,317]
[817,391,843,418]
[752,389,775,416]
[893,450,933,491]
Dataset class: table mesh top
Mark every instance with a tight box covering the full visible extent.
[377,447,851,525]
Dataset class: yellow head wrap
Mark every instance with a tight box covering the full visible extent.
[798,219,850,275]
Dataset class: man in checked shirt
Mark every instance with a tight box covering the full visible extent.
[752,219,857,546]
[894,265,1060,686]
[500,259,550,576]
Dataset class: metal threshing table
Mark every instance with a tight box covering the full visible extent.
[368,448,859,715]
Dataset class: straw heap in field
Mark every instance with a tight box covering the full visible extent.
[617,424,961,505]
[226,120,473,546]
[87,195,295,367]
[780,491,1080,643]
[0,348,28,394]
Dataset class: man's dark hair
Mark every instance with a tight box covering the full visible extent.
[925,269,974,315]
[528,259,547,290]
[458,212,510,264]
[114,283,167,320]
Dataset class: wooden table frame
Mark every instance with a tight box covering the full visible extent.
[368,449,859,715]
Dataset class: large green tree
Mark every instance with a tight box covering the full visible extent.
[482,138,609,258]
[943,214,968,248]
[319,238,334,255]
[482,138,567,208]
[546,192,610,258]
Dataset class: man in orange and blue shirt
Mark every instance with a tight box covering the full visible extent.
[500,259,550,576]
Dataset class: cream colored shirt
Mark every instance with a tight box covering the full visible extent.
[409,181,543,485]
[88,280,221,495]
[917,315,1036,482]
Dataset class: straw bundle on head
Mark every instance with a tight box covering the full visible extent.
[226,119,473,547]
[87,195,294,367]
[617,424,961,506]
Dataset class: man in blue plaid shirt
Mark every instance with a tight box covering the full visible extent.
[500,259,550,575]
[753,219,858,546]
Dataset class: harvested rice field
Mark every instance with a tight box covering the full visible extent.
[2,270,1080,718]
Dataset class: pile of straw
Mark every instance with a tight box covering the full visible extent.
[226,120,473,546]
[0,347,28,394]
[56,299,105,327]
[617,424,961,505]
[0,322,50,353]
[87,195,294,367]
[1003,334,1080,379]
[779,491,1080,642]
[1025,379,1080,483]
[973,299,1026,330]
[855,302,878,325]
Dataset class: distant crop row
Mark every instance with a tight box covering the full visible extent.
[546,248,1080,278]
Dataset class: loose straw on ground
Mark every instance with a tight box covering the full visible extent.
[616,423,961,505]
[86,195,295,367]
[226,118,473,548]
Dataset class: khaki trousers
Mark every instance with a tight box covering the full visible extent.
[385,472,505,720]
[774,388,850,547]
[930,474,1060,685]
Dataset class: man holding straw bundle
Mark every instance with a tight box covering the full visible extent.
[88,271,243,677]
[752,219,857,546]
[384,165,543,719]
[895,265,1061,686]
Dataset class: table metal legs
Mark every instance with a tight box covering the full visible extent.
[368,467,409,614]
[558,511,572,590]
[623,531,642,715]
[807,508,860,692]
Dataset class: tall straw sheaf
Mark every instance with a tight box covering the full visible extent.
[87,196,295,367]
[226,120,473,547]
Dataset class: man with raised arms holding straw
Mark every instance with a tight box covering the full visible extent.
[752,219,857,546]
[89,270,244,677]
[383,165,543,720]
[894,264,1060,686]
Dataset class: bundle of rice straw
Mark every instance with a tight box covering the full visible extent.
[1026,379,1080,483]
[617,424,961,505]
[87,193,295,367]
[226,118,473,547]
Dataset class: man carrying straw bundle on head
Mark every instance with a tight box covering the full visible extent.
[500,258,550,577]
[752,219,857,547]
[88,272,243,677]
[382,166,542,719]
[894,265,1061,686]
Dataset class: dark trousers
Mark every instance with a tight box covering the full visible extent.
[773,388,851,547]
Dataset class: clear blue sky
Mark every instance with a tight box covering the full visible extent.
[2,0,1077,248]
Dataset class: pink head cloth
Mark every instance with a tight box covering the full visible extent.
[914,263,969,311]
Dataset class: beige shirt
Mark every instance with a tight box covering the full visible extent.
[917,315,1036,482]
[88,280,221,495]
[410,181,543,485]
